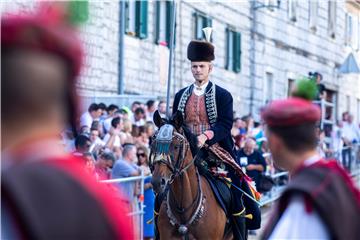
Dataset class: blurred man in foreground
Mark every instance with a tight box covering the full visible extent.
[1,3,134,239]
[261,80,360,239]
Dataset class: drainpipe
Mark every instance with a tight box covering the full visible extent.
[165,0,177,117]
[118,0,125,94]
[249,1,257,115]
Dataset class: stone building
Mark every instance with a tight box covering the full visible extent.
[2,0,360,122]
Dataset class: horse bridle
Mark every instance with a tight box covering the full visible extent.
[150,124,205,236]
[150,124,195,181]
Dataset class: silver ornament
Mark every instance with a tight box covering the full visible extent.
[178,225,188,235]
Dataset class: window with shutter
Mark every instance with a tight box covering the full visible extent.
[225,28,241,73]
[136,0,148,39]
[225,29,234,70]
[125,0,147,39]
[233,32,241,73]
[352,16,359,50]
[155,1,173,47]
[288,0,297,22]
[328,1,336,38]
[156,1,167,45]
[309,0,318,31]
[165,1,173,45]
[125,1,136,36]
[194,12,212,40]
[345,13,353,46]
[265,72,274,104]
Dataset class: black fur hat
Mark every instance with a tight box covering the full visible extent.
[187,40,215,62]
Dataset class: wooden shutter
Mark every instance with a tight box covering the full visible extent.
[136,0,148,39]
[233,32,241,73]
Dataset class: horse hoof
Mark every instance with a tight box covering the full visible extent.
[178,225,188,235]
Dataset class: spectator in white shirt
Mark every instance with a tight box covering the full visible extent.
[79,103,102,129]
[132,107,146,127]
[341,112,360,171]
[331,120,344,163]
[103,104,120,133]
[129,101,141,121]
[146,100,157,122]
[89,128,105,153]
[157,100,167,118]
[104,117,125,149]
[98,103,107,120]
[342,112,360,144]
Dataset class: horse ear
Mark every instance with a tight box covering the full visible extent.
[153,110,165,128]
[171,111,183,130]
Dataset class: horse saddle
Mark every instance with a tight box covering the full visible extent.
[197,165,232,217]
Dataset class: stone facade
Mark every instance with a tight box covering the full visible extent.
[2,0,360,121]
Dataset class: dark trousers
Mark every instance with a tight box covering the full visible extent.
[226,167,244,212]
[342,148,352,171]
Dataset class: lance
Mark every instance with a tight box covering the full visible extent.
[165,0,177,118]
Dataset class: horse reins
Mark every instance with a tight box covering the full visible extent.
[151,127,205,237]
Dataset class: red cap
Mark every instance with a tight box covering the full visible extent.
[1,5,83,78]
[261,97,321,127]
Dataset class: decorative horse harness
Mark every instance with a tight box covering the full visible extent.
[150,124,205,236]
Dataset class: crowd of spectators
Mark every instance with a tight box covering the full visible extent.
[61,98,360,239]
[231,110,360,193]
[328,111,360,171]
[61,100,164,240]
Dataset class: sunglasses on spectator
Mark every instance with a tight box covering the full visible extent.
[137,153,145,157]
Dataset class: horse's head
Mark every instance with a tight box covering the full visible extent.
[150,110,193,194]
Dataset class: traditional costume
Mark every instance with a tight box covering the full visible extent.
[172,36,261,239]
[261,92,360,240]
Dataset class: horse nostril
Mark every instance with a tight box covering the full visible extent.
[161,178,166,186]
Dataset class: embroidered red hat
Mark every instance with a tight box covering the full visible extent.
[1,3,84,78]
[261,97,321,127]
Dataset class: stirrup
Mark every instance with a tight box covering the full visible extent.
[232,208,245,217]
[147,210,160,224]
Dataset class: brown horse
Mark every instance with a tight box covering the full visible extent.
[150,111,233,240]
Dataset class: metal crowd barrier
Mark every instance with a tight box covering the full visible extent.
[259,146,360,206]
[100,171,147,240]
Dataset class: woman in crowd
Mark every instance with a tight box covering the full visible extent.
[122,119,134,144]
[136,145,154,240]
[135,126,150,148]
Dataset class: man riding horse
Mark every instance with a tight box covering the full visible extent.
[167,30,261,239]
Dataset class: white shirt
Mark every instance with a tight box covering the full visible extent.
[193,81,209,96]
[269,195,330,240]
[331,125,344,152]
[132,115,145,127]
[79,111,93,128]
[342,122,360,143]
[103,133,121,148]
[103,117,113,133]
[89,137,105,152]
[270,155,329,240]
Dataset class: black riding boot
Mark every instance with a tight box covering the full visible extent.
[228,168,247,240]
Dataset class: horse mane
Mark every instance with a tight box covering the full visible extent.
[181,125,200,156]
